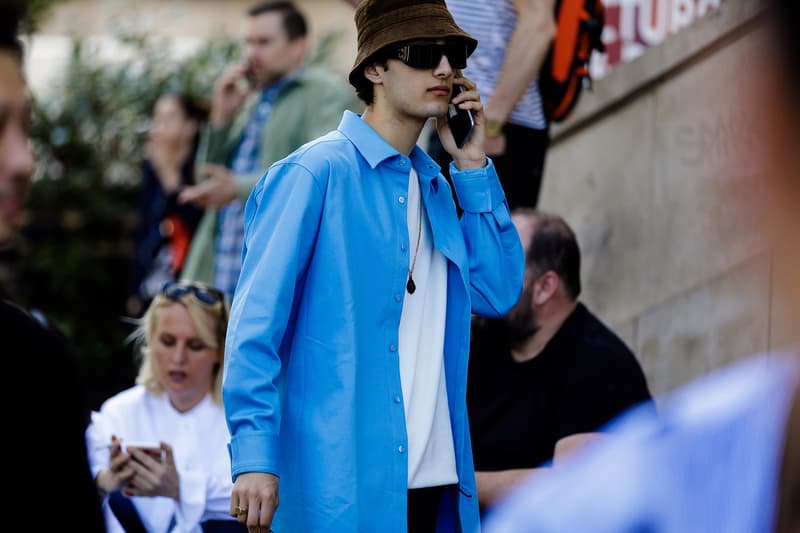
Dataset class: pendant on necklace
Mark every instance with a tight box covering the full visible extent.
[406,276,416,294]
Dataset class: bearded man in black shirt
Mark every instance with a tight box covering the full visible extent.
[467,208,653,510]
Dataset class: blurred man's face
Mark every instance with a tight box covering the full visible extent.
[244,12,306,87]
[0,50,34,244]
[502,214,542,344]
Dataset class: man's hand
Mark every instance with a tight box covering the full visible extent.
[178,164,239,208]
[231,472,279,533]
[210,63,253,128]
[436,75,487,171]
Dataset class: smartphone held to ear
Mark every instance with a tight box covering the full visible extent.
[236,66,257,92]
[447,84,475,149]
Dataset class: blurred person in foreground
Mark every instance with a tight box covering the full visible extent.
[0,2,106,529]
[87,281,243,532]
[482,1,800,532]
[178,1,353,299]
[0,9,35,303]
[222,0,524,531]
[468,208,652,511]
[126,93,207,317]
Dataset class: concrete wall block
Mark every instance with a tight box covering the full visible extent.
[635,253,770,396]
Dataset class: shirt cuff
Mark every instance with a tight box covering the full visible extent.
[228,431,281,481]
[449,158,506,213]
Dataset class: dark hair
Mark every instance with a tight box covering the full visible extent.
[166,92,210,124]
[518,209,582,301]
[0,1,25,63]
[247,1,307,41]
[353,46,395,105]
[157,92,210,154]
[772,0,799,86]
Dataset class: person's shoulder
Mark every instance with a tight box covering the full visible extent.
[274,130,354,175]
[565,304,648,381]
[299,66,349,90]
[1,298,38,327]
[2,299,70,354]
[98,384,149,414]
[571,305,635,358]
[298,67,357,107]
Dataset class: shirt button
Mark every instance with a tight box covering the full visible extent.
[398,445,405,454]
[389,344,397,352]
[398,196,406,204]
[400,160,406,166]
[394,396,402,403]
[394,294,402,302]
[401,243,407,252]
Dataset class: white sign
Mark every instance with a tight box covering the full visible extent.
[592,0,723,79]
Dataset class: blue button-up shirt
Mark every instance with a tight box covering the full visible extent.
[223,111,524,533]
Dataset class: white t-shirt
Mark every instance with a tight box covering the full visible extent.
[398,167,459,489]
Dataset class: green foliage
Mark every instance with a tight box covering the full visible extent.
[12,0,69,34]
[22,34,238,408]
[22,24,342,409]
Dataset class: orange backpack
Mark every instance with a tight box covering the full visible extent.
[539,0,606,123]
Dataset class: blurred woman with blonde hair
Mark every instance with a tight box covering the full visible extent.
[87,281,244,532]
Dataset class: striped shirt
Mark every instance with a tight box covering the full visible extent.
[447,0,548,130]
[214,78,290,298]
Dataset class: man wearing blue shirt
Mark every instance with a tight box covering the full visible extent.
[221,1,524,532]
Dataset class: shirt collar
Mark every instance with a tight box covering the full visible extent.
[259,68,303,103]
[337,111,442,184]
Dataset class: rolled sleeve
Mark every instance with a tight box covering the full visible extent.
[451,158,524,317]
[449,159,506,213]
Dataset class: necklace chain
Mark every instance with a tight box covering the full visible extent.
[406,192,423,295]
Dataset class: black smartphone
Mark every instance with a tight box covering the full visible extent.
[244,66,257,88]
[236,65,256,92]
[447,84,475,149]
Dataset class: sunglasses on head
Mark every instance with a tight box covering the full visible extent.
[161,281,226,307]
[393,42,468,70]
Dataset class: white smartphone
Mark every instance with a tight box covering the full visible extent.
[123,441,164,462]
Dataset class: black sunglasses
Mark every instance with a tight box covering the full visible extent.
[394,42,469,70]
[162,281,226,307]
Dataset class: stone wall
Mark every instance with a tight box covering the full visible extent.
[542,0,774,396]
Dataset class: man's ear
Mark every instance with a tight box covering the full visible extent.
[289,36,309,64]
[532,271,559,306]
[363,62,385,85]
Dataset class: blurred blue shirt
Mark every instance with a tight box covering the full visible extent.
[222,111,524,533]
[483,353,800,533]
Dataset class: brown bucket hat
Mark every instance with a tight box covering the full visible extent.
[349,0,478,87]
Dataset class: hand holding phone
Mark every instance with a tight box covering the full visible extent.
[211,63,254,127]
[447,83,475,149]
[236,65,257,92]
